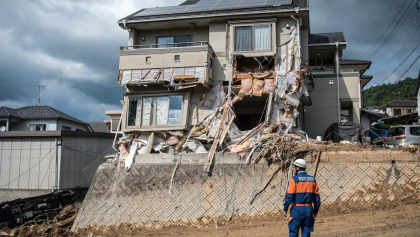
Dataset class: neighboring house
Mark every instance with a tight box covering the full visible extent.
[88,122,108,133]
[104,110,122,133]
[377,100,417,117]
[0,106,92,132]
[360,109,389,131]
[115,0,371,140]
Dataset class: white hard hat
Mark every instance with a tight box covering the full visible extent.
[293,159,306,169]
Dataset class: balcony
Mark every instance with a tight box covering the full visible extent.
[119,41,214,70]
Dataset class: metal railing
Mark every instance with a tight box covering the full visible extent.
[121,41,210,50]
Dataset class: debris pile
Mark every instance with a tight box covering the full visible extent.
[111,28,319,173]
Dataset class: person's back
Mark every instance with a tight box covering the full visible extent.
[283,159,321,237]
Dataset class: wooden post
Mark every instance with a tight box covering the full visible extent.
[312,151,321,178]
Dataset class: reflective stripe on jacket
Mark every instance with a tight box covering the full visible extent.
[283,171,321,213]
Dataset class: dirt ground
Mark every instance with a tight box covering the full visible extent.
[3,202,420,236]
[77,203,420,237]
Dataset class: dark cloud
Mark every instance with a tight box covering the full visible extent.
[1,0,418,122]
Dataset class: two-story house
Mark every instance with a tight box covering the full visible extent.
[377,100,417,116]
[115,0,372,148]
[0,105,92,132]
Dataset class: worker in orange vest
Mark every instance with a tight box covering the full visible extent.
[283,159,321,237]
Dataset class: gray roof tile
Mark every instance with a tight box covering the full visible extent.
[8,106,88,124]
[339,59,372,65]
[88,122,108,133]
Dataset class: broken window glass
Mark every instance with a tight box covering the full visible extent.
[168,95,183,124]
[156,96,170,125]
[127,98,138,126]
[142,97,154,126]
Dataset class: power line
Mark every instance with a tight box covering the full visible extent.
[394,54,420,83]
[365,0,418,60]
[369,22,420,70]
[378,43,420,84]
[346,0,396,58]
[359,0,409,59]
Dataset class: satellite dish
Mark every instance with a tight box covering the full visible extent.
[0,126,6,132]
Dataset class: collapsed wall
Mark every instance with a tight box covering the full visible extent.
[72,149,420,231]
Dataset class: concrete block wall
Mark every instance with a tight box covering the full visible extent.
[73,150,420,230]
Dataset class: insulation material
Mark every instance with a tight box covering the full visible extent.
[252,79,265,96]
[186,139,207,153]
[270,102,280,126]
[121,70,132,85]
[195,67,205,82]
[167,135,180,145]
[130,70,143,84]
[173,67,184,76]
[144,69,160,81]
[125,141,139,170]
[162,68,173,82]
[153,143,169,152]
[201,83,224,110]
[184,67,195,75]
[263,79,274,94]
[285,92,300,107]
[241,79,253,96]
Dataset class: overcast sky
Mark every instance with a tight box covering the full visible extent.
[0,0,419,122]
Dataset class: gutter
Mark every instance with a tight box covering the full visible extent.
[118,7,309,26]
[308,42,347,47]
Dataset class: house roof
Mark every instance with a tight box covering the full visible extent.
[88,122,108,133]
[339,59,372,65]
[0,107,22,118]
[377,100,417,109]
[118,0,308,25]
[0,105,88,125]
[361,75,373,79]
[309,32,346,45]
[361,110,389,119]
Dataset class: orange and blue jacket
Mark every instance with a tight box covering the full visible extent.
[283,171,321,213]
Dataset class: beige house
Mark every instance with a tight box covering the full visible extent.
[104,110,122,133]
[115,0,371,140]
[377,100,417,117]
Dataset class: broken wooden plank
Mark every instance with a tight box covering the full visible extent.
[237,122,266,145]
[219,114,235,146]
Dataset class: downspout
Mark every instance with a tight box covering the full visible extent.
[336,42,341,122]
[53,137,58,192]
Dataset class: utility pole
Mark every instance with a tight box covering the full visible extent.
[34,85,47,105]
[398,92,401,101]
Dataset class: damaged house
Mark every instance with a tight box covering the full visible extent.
[114,0,372,171]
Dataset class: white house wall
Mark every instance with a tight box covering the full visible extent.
[0,137,57,192]
[9,119,57,131]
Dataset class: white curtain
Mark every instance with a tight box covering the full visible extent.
[254,25,270,50]
[168,95,183,124]
[235,26,251,51]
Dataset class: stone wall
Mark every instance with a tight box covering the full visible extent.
[72,150,420,230]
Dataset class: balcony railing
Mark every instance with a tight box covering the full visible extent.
[121,41,211,50]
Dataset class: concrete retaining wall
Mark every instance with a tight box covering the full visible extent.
[72,150,420,230]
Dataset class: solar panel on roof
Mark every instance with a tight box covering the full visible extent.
[135,0,293,16]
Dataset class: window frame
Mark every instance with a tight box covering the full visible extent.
[28,124,47,131]
[156,35,192,48]
[122,91,190,132]
[231,21,276,55]
[394,109,402,116]
[62,126,71,131]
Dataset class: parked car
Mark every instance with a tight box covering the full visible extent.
[384,125,420,147]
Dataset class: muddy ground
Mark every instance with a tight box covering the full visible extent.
[2,202,420,236]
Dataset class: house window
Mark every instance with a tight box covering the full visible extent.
[234,24,270,51]
[394,109,401,116]
[62,126,71,131]
[407,109,412,114]
[126,93,187,130]
[146,56,151,63]
[174,55,180,61]
[157,36,191,48]
[29,124,46,131]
